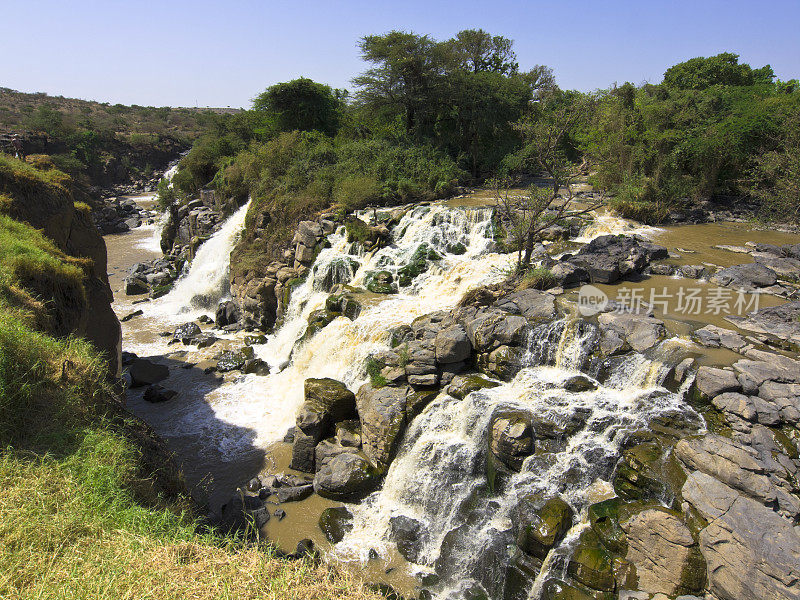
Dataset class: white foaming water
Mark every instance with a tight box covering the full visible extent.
[151,201,250,319]
[574,212,663,243]
[335,322,702,599]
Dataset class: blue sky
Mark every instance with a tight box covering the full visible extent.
[2,0,799,108]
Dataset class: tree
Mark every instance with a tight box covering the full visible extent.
[662,52,775,90]
[253,78,345,136]
[353,31,446,138]
[444,29,518,74]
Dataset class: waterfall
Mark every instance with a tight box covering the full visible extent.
[335,323,702,600]
[154,201,250,317]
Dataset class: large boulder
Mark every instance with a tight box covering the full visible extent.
[490,409,534,470]
[683,471,800,600]
[495,289,557,321]
[434,325,472,364]
[318,506,353,543]
[621,507,705,596]
[597,312,666,352]
[726,301,800,349]
[128,358,169,388]
[692,366,741,401]
[514,494,574,559]
[389,515,427,563]
[710,262,778,290]
[355,384,411,467]
[313,453,380,501]
[567,235,668,284]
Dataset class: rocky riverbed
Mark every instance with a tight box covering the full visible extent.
[107,190,800,600]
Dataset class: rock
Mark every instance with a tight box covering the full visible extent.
[434,325,472,364]
[490,410,533,470]
[193,333,219,348]
[120,309,143,322]
[587,498,628,554]
[494,289,557,321]
[621,507,705,596]
[675,435,778,510]
[712,392,757,421]
[389,515,427,563]
[693,325,748,353]
[275,484,314,503]
[215,349,249,372]
[365,270,397,294]
[274,508,286,520]
[246,477,262,493]
[297,378,357,440]
[142,384,177,403]
[215,300,240,327]
[693,367,741,400]
[173,322,202,344]
[550,262,589,288]
[678,264,710,279]
[568,235,668,284]
[710,262,778,289]
[124,276,149,295]
[613,442,685,505]
[753,254,800,280]
[446,374,501,399]
[219,492,269,534]
[296,220,323,248]
[243,358,269,375]
[514,494,574,559]
[597,312,666,352]
[290,430,319,473]
[314,438,358,471]
[128,358,169,388]
[567,529,616,591]
[313,453,380,501]
[563,374,597,392]
[356,384,413,467]
[682,471,800,600]
[318,506,353,543]
[725,302,800,349]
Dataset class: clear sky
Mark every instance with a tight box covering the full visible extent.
[2,0,799,108]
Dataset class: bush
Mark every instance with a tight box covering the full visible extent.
[333,175,381,210]
[516,267,556,291]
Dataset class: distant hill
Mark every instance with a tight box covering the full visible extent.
[0,88,230,190]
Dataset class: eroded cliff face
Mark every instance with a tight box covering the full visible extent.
[1,161,121,376]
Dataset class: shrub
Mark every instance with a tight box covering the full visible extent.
[333,175,381,210]
[516,267,556,291]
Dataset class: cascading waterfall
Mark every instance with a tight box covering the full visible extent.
[129,203,512,459]
[335,321,702,600]
[154,200,251,317]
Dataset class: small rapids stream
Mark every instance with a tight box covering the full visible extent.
[113,199,708,599]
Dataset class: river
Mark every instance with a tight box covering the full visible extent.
[105,193,800,598]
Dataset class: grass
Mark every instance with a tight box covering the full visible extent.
[0,213,88,332]
[0,290,379,600]
[365,356,387,388]
[516,266,557,291]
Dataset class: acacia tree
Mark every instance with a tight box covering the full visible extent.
[496,90,600,270]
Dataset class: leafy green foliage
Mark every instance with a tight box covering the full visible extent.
[253,77,345,136]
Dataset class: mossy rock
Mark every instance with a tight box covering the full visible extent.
[612,441,686,507]
[389,325,413,348]
[397,243,442,287]
[540,578,599,600]
[244,334,267,345]
[365,270,397,294]
[318,506,353,543]
[447,241,467,255]
[514,494,574,559]
[587,498,628,555]
[215,348,252,372]
[325,292,362,320]
[304,309,338,339]
[567,529,615,592]
[448,374,501,400]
